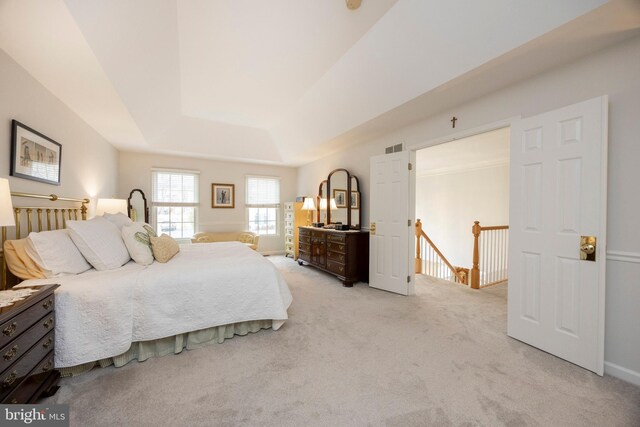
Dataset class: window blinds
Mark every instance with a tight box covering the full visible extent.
[246,176,280,206]
[152,170,199,204]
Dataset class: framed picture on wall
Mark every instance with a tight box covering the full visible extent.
[212,183,235,208]
[10,120,62,185]
[333,189,347,208]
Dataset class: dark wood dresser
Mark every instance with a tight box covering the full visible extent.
[0,284,59,404]
[298,227,369,286]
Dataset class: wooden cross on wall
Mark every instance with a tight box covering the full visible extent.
[451,116,457,128]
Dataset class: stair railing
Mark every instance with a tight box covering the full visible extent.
[470,221,509,289]
[415,219,468,285]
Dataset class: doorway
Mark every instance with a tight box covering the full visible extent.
[414,127,510,290]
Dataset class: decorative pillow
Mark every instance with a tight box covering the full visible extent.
[121,223,156,266]
[150,234,180,263]
[24,230,91,278]
[3,239,47,280]
[103,212,133,230]
[67,217,131,270]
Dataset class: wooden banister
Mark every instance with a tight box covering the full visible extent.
[471,221,481,289]
[471,221,509,289]
[415,219,466,284]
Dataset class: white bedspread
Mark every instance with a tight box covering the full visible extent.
[18,242,293,368]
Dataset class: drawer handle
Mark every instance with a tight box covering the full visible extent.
[43,337,53,349]
[3,345,18,361]
[3,370,17,387]
[2,322,17,337]
[43,318,54,329]
[42,360,53,372]
[43,299,53,310]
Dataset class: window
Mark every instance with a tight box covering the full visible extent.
[151,169,199,239]
[246,176,280,236]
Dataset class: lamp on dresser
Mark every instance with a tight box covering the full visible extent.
[0,178,15,291]
[301,197,316,226]
[318,198,337,225]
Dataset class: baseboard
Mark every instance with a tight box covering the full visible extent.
[604,361,640,386]
[260,250,285,256]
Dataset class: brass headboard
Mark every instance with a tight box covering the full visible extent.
[1,192,90,290]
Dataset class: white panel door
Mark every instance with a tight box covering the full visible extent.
[508,96,608,375]
[369,151,414,295]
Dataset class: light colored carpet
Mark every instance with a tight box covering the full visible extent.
[43,256,640,426]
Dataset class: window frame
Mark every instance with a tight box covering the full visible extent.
[245,175,281,237]
[151,168,200,241]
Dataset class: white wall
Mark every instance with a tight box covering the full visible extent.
[297,35,640,384]
[0,50,118,216]
[416,164,509,269]
[118,151,298,254]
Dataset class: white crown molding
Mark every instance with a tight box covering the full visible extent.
[416,159,509,177]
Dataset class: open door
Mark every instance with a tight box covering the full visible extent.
[508,96,608,375]
[369,151,414,295]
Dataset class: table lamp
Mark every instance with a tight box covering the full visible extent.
[96,198,128,216]
[0,178,15,228]
[319,198,337,224]
[301,197,316,226]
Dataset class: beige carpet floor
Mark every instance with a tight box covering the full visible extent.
[43,256,640,426]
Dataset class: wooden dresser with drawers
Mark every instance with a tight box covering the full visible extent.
[297,227,369,286]
[0,284,59,404]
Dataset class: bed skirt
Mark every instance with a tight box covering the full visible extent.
[58,319,273,377]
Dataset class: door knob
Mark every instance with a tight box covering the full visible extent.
[580,236,597,262]
[581,244,595,255]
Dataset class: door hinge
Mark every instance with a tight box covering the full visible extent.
[407,275,411,283]
[408,163,413,171]
[408,219,411,226]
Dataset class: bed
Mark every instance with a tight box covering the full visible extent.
[1,192,292,376]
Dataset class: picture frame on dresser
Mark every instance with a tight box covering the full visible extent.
[10,120,62,185]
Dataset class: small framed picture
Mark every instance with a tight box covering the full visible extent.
[10,120,62,185]
[350,191,360,209]
[212,183,235,208]
[333,189,347,208]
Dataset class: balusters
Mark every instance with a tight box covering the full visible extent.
[46,209,52,231]
[54,209,59,230]
[37,209,43,232]
[14,208,20,238]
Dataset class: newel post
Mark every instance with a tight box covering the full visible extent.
[415,219,423,274]
[471,221,481,289]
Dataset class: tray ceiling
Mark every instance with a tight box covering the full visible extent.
[2,0,638,165]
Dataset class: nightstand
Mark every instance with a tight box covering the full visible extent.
[0,284,60,404]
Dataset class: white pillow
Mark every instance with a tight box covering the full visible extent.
[67,217,131,270]
[121,223,156,266]
[25,229,91,278]
[103,212,133,230]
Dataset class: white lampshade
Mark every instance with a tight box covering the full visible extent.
[0,178,15,227]
[319,198,338,210]
[96,198,128,216]
[301,197,316,211]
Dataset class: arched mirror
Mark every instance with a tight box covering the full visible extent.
[316,180,328,224]
[127,189,149,223]
[350,175,361,229]
[324,169,361,229]
[327,169,349,226]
